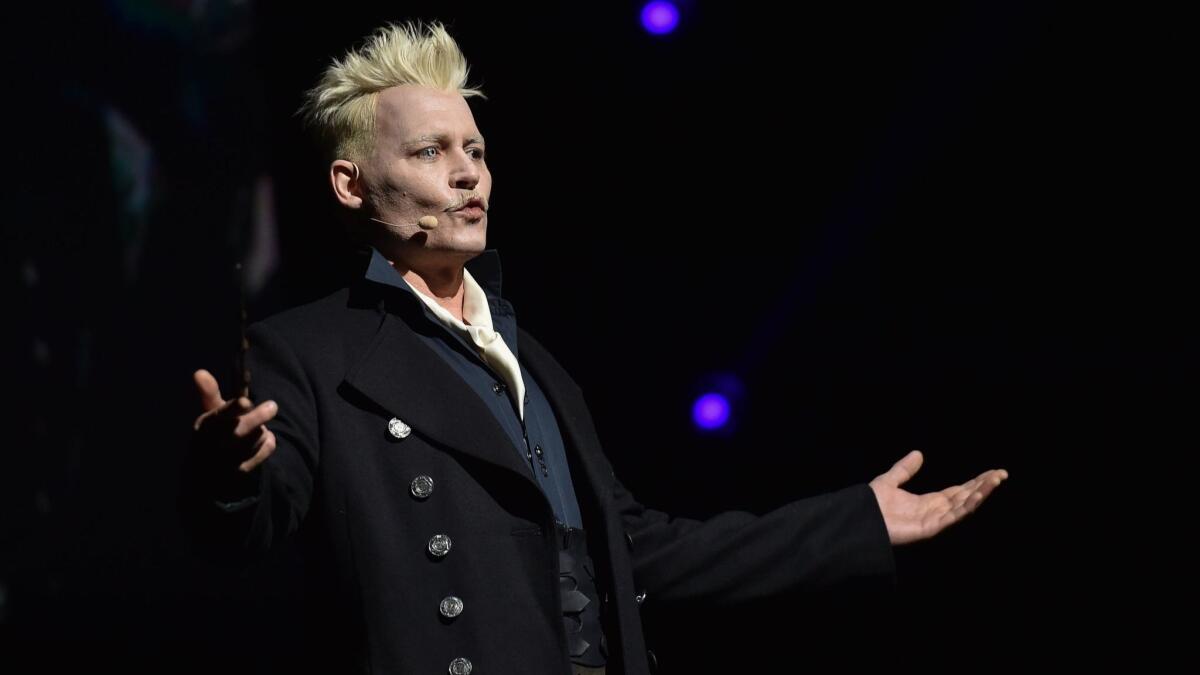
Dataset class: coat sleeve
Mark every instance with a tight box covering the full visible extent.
[612,472,896,606]
[179,319,320,558]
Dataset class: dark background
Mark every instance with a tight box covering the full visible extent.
[3,1,1188,671]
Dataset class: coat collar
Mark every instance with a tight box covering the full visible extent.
[363,246,504,298]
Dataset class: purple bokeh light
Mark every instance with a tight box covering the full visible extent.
[641,1,680,35]
[692,393,731,430]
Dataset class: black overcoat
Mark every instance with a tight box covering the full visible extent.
[183,256,896,674]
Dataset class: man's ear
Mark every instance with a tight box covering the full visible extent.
[331,159,364,209]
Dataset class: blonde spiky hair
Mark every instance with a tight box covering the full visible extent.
[299,20,486,162]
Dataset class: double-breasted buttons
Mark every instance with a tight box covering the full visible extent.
[635,590,647,606]
[387,417,411,439]
[448,657,473,675]
[491,381,506,395]
[410,475,434,499]
[428,534,452,557]
[439,595,464,619]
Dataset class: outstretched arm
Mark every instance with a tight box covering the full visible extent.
[615,477,896,606]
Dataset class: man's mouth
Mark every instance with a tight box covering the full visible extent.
[452,206,486,219]
[452,198,486,212]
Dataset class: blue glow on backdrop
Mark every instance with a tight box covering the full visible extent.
[641,2,680,35]
[692,393,731,430]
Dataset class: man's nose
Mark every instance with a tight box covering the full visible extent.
[449,148,481,189]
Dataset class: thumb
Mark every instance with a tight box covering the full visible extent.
[876,449,924,488]
[193,369,225,412]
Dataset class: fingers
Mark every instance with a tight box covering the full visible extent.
[946,487,988,524]
[226,396,254,416]
[192,392,281,473]
[877,449,924,488]
[888,466,1009,543]
[230,400,279,470]
[942,469,1007,524]
[196,396,249,429]
[193,369,225,411]
[239,428,277,473]
[968,469,1008,502]
[233,400,278,437]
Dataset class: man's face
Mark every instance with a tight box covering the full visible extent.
[361,84,491,264]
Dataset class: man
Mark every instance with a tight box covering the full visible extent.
[184,21,1008,675]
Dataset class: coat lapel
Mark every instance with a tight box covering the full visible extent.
[342,307,537,487]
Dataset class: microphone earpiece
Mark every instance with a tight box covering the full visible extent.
[369,215,440,230]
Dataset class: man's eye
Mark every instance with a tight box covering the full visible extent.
[418,147,439,159]
[469,147,486,160]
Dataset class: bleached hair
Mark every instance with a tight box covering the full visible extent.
[298,20,486,162]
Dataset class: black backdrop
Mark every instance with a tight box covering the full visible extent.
[3,1,1188,671]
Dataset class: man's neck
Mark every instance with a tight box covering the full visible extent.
[388,259,468,323]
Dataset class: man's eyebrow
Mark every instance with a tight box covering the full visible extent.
[401,134,486,146]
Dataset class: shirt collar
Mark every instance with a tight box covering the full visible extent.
[363,246,518,352]
[365,247,505,298]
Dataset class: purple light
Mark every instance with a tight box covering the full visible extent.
[641,1,680,35]
[692,393,731,430]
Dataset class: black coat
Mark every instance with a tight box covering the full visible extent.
[183,265,896,674]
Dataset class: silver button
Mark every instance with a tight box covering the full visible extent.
[448,657,473,675]
[410,475,435,499]
[388,417,411,439]
[636,590,647,606]
[428,534,452,557]
[439,595,464,619]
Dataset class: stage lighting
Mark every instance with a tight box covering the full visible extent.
[692,393,731,430]
[641,1,680,35]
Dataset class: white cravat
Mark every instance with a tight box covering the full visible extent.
[407,268,526,420]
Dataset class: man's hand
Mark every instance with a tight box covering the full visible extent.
[869,450,1008,546]
[192,369,279,473]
